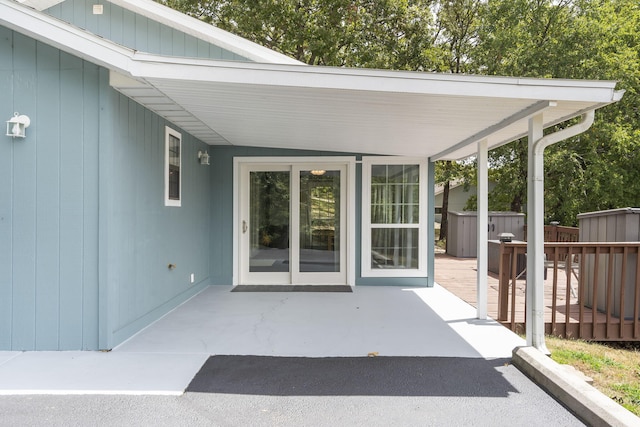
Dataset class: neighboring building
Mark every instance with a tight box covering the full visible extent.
[0,0,622,350]
[434,180,496,223]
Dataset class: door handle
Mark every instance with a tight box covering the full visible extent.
[242,220,247,234]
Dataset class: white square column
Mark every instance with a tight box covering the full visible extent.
[476,139,488,320]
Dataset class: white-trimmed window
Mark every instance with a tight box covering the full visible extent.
[164,126,182,207]
[362,157,428,277]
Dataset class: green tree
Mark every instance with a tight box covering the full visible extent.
[432,0,482,241]
[473,0,640,225]
[162,0,442,69]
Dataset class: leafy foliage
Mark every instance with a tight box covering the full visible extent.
[163,0,443,69]
[472,0,640,225]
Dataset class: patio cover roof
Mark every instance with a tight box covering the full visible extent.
[4,0,624,160]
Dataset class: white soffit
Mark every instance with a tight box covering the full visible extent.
[120,56,622,160]
[16,0,63,10]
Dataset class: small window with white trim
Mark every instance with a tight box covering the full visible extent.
[362,157,428,277]
[165,127,181,207]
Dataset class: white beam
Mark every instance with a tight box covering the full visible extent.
[431,101,556,161]
[477,139,488,320]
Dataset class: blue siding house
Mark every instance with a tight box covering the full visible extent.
[0,0,622,351]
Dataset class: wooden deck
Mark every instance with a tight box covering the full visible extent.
[435,253,510,322]
[434,253,616,338]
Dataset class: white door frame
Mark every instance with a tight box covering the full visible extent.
[233,156,356,286]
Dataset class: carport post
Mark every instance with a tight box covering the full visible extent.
[427,160,436,287]
[527,110,595,353]
[526,113,548,353]
[476,139,488,320]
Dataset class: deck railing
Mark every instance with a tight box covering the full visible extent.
[497,241,640,341]
[523,224,580,243]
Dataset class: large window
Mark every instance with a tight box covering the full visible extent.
[362,157,428,277]
[165,127,181,207]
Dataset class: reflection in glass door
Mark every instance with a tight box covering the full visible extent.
[240,162,347,285]
[249,171,290,273]
[298,170,341,273]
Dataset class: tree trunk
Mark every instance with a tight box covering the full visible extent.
[510,193,523,213]
[439,180,451,247]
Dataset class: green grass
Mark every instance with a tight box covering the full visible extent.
[546,336,640,416]
[550,348,623,372]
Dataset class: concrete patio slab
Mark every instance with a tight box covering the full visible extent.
[0,352,208,396]
[0,285,524,395]
[115,285,525,358]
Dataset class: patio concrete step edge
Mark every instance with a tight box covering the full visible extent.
[512,346,640,427]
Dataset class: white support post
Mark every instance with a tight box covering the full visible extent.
[526,110,595,353]
[477,139,488,320]
[527,114,549,353]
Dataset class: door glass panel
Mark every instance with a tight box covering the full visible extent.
[299,170,341,272]
[249,171,290,272]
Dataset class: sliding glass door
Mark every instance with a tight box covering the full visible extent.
[239,163,347,285]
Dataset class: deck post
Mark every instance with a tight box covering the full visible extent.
[527,114,549,353]
[477,139,488,319]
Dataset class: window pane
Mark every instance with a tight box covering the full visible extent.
[370,164,419,224]
[370,228,419,269]
[299,170,341,272]
[249,171,290,273]
[168,134,180,200]
[387,165,404,183]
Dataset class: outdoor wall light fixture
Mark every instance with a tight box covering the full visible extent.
[198,150,210,165]
[6,113,30,138]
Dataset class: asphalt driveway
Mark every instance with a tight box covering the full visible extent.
[0,355,584,426]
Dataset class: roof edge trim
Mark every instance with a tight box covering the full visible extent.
[1,0,134,73]
[109,0,303,65]
[129,54,620,103]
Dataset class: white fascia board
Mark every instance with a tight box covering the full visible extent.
[109,0,303,65]
[1,0,134,75]
[130,54,621,103]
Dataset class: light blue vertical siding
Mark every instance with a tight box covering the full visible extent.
[34,42,61,349]
[11,33,38,350]
[100,91,212,349]
[46,0,249,61]
[59,52,90,348]
[0,25,15,349]
[97,68,114,349]
[0,30,101,350]
[1,26,213,350]
[81,65,100,349]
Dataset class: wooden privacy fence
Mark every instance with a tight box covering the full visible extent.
[497,241,640,341]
